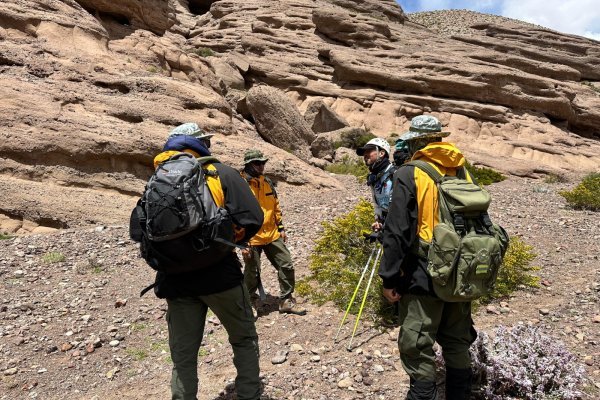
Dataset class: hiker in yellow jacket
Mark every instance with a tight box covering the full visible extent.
[380,116,476,400]
[241,149,307,317]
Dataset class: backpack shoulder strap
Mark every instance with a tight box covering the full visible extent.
[405,160,444,183]
[263,176,278,198]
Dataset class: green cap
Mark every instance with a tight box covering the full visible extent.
[244,149,269,164]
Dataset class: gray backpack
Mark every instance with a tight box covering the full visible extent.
[130,153,239,280]
[407,160,510,302]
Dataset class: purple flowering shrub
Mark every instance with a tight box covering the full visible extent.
[436,325,586,400]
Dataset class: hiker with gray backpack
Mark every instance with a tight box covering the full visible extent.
[129,123,264,400]
[379,115,509,400]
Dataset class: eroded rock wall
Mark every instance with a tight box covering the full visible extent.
[0,0,599,232]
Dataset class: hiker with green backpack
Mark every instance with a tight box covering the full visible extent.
[130,123,264,400]
[379,115,509,400]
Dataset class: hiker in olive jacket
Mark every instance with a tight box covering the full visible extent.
[240,149,306,316]
[379,116,476,400]
[151,123,264,400]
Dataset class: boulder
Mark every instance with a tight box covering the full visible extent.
[304,100,349,134]
[246,85,315,161]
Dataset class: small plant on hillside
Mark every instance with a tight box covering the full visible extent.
[41,251,65,264]
[0,233,13,240]
[333,130,376,150]
[297,200,395,323]
[464,161,505,185]
[126,348,148,361]
[435,325,586,399]
[480,235,539,303]
[559,172,600,211]
[325,155,369,182]
[581,80,600,94]
[192,47,215,57]
[544,172,568,184]
[147,66,159,73]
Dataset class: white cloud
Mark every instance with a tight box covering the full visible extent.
[501,0,600,39]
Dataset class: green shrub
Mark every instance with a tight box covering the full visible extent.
[299,200,539,319]
[126,348,148,361]
[333,130,376,150]
[464,161,505,185]
[0,233,13,240]
[480,235,539,302]
[147,66,158,73]
[41,251,65,264]
[193,47,215,57]
[325,156,369,182]
[544,172,568,184]
[297,199,396,323]
[581,80,600,94]
[559,172,600,211]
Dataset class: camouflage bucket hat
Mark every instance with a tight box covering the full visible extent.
[402,115,450,141]
[244,149,269,164]
[168,122,214,140]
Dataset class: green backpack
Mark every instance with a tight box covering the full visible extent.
[407,160,510,302]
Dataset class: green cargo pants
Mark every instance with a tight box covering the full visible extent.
[243,237,295,300]
[398,294,477,382]
[166,285,260,400]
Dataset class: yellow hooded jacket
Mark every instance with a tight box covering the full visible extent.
[241,172,283,246]
[411,142,473,243]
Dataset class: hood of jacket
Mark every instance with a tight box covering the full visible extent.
[412,142,465,169]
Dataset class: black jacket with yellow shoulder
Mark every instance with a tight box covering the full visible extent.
[151,153,264,299]
[379,142,473,296]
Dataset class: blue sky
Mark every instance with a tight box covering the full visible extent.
[398,0,600,40]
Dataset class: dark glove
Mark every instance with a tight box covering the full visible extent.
[363,231,382,243]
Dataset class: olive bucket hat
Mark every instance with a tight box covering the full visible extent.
[401,115,450,141]
[168,122,214,140]
[244,149,269,164]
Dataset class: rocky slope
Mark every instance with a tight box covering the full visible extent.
[0,0,599,233]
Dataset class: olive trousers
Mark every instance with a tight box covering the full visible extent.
[166,285,260,400]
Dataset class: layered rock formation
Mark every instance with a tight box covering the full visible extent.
[0,0,599,232]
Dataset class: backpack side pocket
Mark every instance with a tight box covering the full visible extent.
[427,222,460,287]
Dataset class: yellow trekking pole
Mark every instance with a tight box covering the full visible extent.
[347,246,382,350]
[334,244,378,343]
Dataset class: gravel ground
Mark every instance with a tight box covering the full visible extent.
[1,173,599,399]
[408,9,543,37]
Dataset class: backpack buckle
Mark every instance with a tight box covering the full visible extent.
[481,212,493,228]
[454,214,465,233]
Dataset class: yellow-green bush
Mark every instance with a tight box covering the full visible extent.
[297,199,396,323]
[559,172,600,211]
[544,172,568,184]
[299,201,540,321]
[41,251,65,264]
[482,236,539,302]
[464,161,505,186]
[325,156,369,182]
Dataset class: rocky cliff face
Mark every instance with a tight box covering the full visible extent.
[0,0,599,233]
